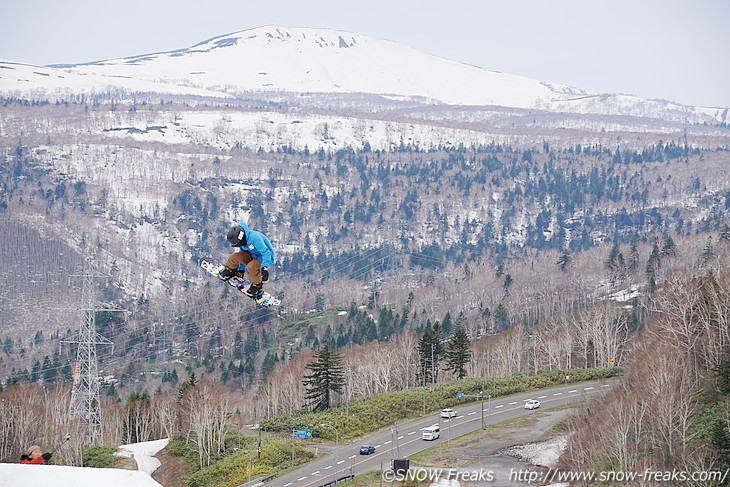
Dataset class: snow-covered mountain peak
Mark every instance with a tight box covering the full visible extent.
[0,25,726,123]
[37,25,577,107]
[190,25,365,51]
[79,25,371,66]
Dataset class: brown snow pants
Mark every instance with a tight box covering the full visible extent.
[226,251,263,285]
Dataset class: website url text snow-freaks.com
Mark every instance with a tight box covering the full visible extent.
[512,467,730,484]
[381,467,729,484]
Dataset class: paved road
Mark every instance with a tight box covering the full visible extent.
[265,379,612,487]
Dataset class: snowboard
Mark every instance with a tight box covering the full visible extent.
[199,258,281,307]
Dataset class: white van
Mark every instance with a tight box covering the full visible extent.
[421,424,440,440]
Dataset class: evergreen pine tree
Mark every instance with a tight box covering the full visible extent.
[177,372,197,401]
[702,236,715,263]
[646,241,662,286]
[417,329,444,385]
[627,241,640,274]
[41,355,56,383]
[503,273,514,293]
[444,327,471,379]
[661,234,677,257]
[605,243,622,271]
[493,304,510,331]
[720,224,730,242]
[314,293,326,312]
[233,331,243,360]
[557,249,572,272]
[442,312,453,334]
[302,343,345,411]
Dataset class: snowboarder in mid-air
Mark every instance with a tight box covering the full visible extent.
[218,222,275,303]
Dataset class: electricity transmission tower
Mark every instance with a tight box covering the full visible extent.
[64,273,122,445]
[385,246,400,274]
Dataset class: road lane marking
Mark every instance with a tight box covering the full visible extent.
[538,396,547,399]
[337,460,345,464]
[468,412,476,415]
[509,402,517,405]
[349,455,356,459]
[495,405,504,408]
[584,387,594,390]
[553,392,563,395]
[397,436,404,439]
[298,477,307,481]
[408,431,415,435]
[311,471,320,475]
[384,441,391,444]
[569,390,578,393]
[284,483,292,486]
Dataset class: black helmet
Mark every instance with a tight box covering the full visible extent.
[226,225,247,247]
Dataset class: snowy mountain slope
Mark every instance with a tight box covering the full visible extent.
[92,106,730,154]
[0,26,726,124]
[0,463,163,487]
[0,59,231,99]
[53,26,579,108]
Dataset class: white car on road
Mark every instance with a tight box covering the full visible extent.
[524,400,540,410]
[440,408,457,418]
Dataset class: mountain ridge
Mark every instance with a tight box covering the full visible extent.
[0,25,726,124]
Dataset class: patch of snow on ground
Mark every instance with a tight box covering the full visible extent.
[115,437,170,475]
[504,435,567,468]
[430,476,460,487]
[608,284,641,302]
[0,463,163,487]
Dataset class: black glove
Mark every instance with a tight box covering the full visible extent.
[42,452,52,461]
[20,455,29,461]
[261,268,269,283]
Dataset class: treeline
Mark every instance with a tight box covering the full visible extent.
[6,229,726,399]
[0,374,306,477]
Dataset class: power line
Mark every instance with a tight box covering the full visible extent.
[9,248,423,384]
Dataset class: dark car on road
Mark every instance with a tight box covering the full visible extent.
[359,445,376,455]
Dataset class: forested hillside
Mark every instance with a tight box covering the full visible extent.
[562,246,730,483]
[0,84,727,487]
[0,97,728,399]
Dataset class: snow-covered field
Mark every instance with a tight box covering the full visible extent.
[0,463,163,487]
[1,438,169,487]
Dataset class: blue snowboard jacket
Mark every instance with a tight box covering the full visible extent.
[234,221,275,269]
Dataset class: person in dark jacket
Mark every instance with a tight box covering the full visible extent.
[219,221,275,303]
[20,445,52,464]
